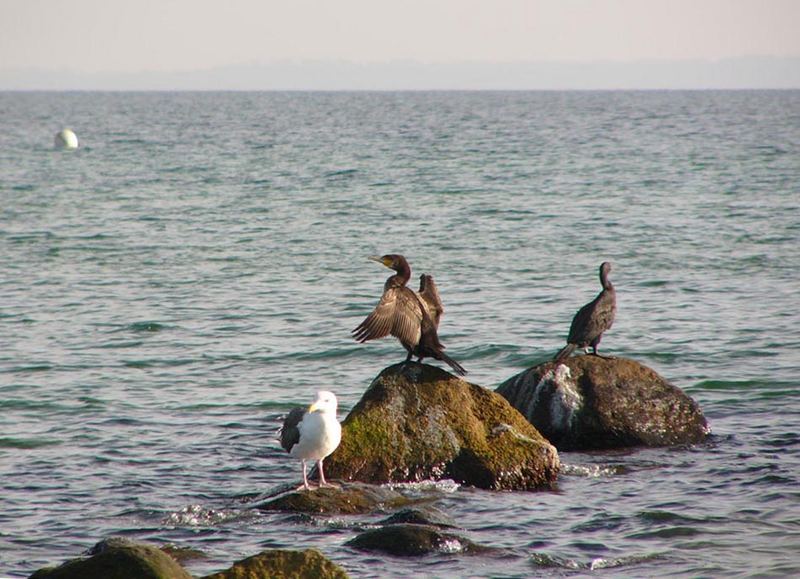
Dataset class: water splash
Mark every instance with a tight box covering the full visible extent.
[162,504,245,527]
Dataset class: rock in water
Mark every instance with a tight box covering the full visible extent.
[256,482,411,515]
[29,537,191,579]
[347,524,489,557]
[496,356,710,451]
[201,548,348,579]
[378,506,458,529]
[323,362,559,490]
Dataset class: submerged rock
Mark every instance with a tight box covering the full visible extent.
[324,362,559,490]
[346,524,488,557]
[30,537,191,579]
[256,481,411,515]
[201,548,348,579]
[496,356,710,451]
[378,506,458,529]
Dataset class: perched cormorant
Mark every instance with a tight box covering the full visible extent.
[554,262,616,362]
[280,391,342,490]
[352,254,467,376]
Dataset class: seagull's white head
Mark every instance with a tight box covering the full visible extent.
[308,390,338,415]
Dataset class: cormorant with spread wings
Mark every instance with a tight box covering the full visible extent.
[352,254,466,376]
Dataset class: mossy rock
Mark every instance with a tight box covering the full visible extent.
[324,362,559,490]
[346,524,490,557]
[496,356,710,451]
[256,482,410,515]
[202,548,348,579]
[29,537,191,579]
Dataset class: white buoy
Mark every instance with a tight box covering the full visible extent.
[54,128,79,149]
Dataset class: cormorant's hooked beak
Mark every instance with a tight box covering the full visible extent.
[368,255,391,268]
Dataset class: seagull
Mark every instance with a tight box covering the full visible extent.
[279,391,342,490]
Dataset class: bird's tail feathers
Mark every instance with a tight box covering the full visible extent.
[554,343,576,362]
[438,351,467,376]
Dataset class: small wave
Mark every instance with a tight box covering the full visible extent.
[110,137,149,145]
[98,340,145,350]
[162,504,246,527]
[0,436,62,449]
[560,463,625,477]
[122,358,195,369]
[629,526,702,539]
[531,551,663,570]
[127,321,168,332]
[386,479,460,494]
[325,168,358,178]
[637,510,705,524]
[530,552,582,570]
[437,537,472,554]
[694,379,766,390]
[637,279,669,287]
[1,363,53,374]
[589,553,665,570]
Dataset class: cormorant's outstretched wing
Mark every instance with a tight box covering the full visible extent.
[352,286,422,346]
[279,407,306,453]
[418,274,444,330]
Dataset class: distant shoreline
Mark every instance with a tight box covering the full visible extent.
[2,56,798,91]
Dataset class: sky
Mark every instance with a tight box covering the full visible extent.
[1,0,798,88]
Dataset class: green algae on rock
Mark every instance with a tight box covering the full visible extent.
[29,537,191,579]
[496,356,710,451]
[201,548,349,579]
[323,362,559,490]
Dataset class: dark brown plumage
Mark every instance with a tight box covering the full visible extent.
[279,407,305,454]
[418,273,444,329]
[353,254,466,376]
[555,262,616,362]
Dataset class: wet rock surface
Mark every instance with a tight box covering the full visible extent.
[255,481,412,515]
[324,362,560,490]
[29,537,191,579]
[496,355,710,451]
[201,548,349,579]
[346,524,490,557]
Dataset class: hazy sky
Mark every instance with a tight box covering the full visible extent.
[2,0,799,73]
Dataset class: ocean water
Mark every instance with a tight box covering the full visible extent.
[1,90,799,577]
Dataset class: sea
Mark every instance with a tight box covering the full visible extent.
[1,90,799,578]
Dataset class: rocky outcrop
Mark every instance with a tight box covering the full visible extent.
[30,539,349,579]
[323,362,560,490]
[346,524,489,557]
[256,482,411,515]
[496,356,710,451]
[202,548,348,579]
[29,537,191,579]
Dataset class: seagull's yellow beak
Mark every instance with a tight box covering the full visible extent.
[307,402,320,413]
